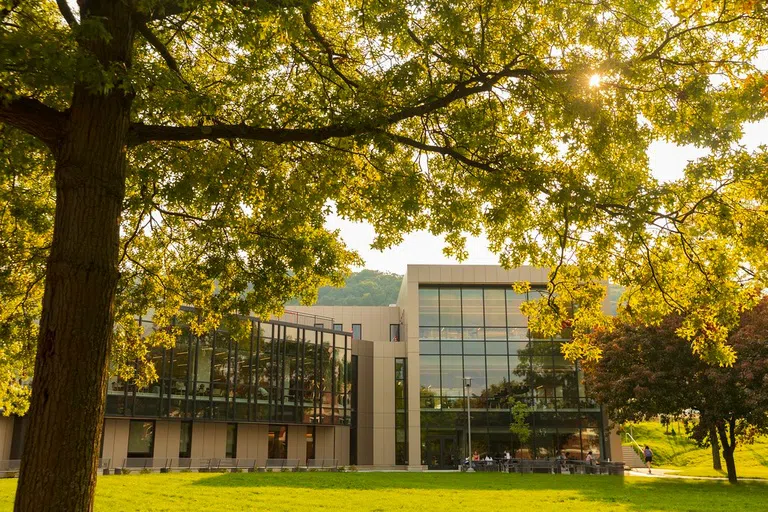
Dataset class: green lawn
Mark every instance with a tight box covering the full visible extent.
[625,421,768,479]
[0,472,766,511]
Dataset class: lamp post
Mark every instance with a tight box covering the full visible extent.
[464,376,474,472]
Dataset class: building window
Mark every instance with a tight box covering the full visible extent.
[333,323,343,331]
[350,355,358,465]
[417,285,603,466]
[390,324,401,342]
[314,322,324,328]
[226,423,237,458]
[352,324,362,340]
[105,318,351,431]
[268,426,287,459]
[127,420,155,458]
[395,358,408,465]
[306,428,315,462]
[179,421,192,458]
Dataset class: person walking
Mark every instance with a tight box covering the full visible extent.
[643,445,653,474]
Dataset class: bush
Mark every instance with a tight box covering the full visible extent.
[280,467,290,472]
[121,469,132,475]
[348,465,358,472]
[140,468,151,475]
[231,468,242,473]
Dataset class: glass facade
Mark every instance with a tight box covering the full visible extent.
[226,423,237,458]
[419,286,604,468]
[179,421,192,458]
[106,315,352,427]
[394,358,408,465]
[127,420,155,458]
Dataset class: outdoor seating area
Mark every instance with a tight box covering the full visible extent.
[85,458,341,474]
[464,458,624,476]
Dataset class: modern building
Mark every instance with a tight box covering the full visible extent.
[0,265,622,469]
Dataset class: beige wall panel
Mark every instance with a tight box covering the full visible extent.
[102,419,129,467]
[379,424,395,466]
[154,420,181,463]
[334,426,350,465]
[287,425,307,461]
[152,420,169,463]
[314,426,335,460]
[235,423,256,459]
[0,417,13,460]
[191,422,227,458]
[101,419,116,464]
[609,428,623,462]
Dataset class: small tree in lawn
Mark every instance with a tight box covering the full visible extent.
[508,400,531,459]
[582,298,768,484]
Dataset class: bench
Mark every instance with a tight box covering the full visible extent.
[98,458,111,475]
[264,459,299,471]
[306,459,338,471]
[166,458,214,471]
[211,458,257,472]
[119,458,159,473]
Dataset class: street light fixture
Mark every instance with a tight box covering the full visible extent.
[464,376,474,472]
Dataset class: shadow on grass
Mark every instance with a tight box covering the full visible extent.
[189,472,768,511]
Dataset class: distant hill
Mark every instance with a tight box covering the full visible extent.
[287,269,403,306]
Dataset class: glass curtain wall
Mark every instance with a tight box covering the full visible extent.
[394,358,408,465]
[107,315,352,427]
[418,286,603,468]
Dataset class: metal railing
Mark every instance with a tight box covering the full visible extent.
[271,310,337,329]
[624,429,644,456]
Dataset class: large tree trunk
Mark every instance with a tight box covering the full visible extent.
[716,421,738,484]
[14,2,134,510]
[710,424,722,471]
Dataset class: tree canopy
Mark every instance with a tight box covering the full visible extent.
[286,269,403,306]
[582,298,768,483]
[1,0,768,507]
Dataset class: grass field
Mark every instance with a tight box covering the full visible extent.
[0,472,766,511]
[625,421,768,479]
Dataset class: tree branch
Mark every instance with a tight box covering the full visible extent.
[140,0,318,21]
[0,95,66,150]
[129,64,566,145]
[301,8,358,88]
[137,22,189,88]
[375,130,500,175]
[56,0,78,27]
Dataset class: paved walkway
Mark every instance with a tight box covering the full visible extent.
[627,468,766,482]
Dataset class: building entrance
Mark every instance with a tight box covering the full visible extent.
[424,434,460,470]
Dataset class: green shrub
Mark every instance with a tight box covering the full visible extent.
[120,469,132,475]
[140,468,151,475]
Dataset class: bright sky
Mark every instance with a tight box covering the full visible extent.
[326,119,768,275]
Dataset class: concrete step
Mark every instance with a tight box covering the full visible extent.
[621,445,646,468]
